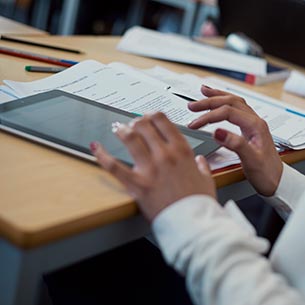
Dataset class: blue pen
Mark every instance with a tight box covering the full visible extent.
[228,87,305,118]
[61,59,79,65]
[285,108,305,118]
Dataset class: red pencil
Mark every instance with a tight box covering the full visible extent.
[0,46,78,67]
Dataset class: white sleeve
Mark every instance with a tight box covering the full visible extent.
[152,195,305,305]
[271,195,305,298]
[264,163,305,219]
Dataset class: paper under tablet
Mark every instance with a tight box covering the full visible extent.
[0,90,219,164]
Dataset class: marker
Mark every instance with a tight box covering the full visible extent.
[25,66,66,73]
[132,112,142,117]
[0,46,79,67]
[0,35,84,54]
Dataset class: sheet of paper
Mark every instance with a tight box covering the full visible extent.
[4,60,201,126]
[284,70,305,98]
[207,147,240,171]
[118,26,267,76]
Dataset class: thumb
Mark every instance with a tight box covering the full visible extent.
[195,155,211,176]
[214,128,252,161]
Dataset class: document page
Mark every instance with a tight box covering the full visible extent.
[118,26,267,76]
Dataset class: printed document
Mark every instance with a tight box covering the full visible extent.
[4,60,200,126]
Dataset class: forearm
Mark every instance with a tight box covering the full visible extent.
[152,196,305,305]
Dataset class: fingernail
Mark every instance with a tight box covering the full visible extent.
[128,116,142,128]
[215,129,228,142]
[188,120,196,128]
[90,141,99,153]
[202,84,212,89]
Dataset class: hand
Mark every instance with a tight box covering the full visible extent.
[91,112,216,222]
[188,85,283,196]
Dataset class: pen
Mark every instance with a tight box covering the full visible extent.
[25,66,66,73]
[0,46,79,67]
[0,35,84,54]
[228,87,305,118]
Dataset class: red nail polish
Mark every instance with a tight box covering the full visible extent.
[215,129,227,142]
[90,142,98,152]
[202,84,212,89]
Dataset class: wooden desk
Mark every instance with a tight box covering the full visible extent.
[1,35,305,305]
[0,16,48,36]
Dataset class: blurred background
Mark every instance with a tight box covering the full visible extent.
[1,0,305,67]
[0,0,219,36]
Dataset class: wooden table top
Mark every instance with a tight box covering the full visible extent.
[1,35,305,249]
[0,16,48,36]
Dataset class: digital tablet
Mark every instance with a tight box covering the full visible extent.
[0,90,219,165]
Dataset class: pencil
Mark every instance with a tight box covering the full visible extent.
[0,46,78,67]
[25,66,66,73]
[0,35,84,54]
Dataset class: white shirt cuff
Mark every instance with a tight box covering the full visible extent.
[264,163,305,219]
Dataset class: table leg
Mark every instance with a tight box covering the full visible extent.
[0,239,48,305]
[0,214,149,305]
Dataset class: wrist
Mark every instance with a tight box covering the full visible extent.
[262,162,284,196]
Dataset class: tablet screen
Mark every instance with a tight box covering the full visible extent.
[0,92,216,164]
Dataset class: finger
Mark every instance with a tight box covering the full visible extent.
[201,85,230,98]
[131,115,167,152]
[188,105,257,131]
[195,155,211,176]
[90,141,140,191]
[114,123,151,167]
[214,128,254,162]
[149,112,187,145]
[188,95,252,113]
